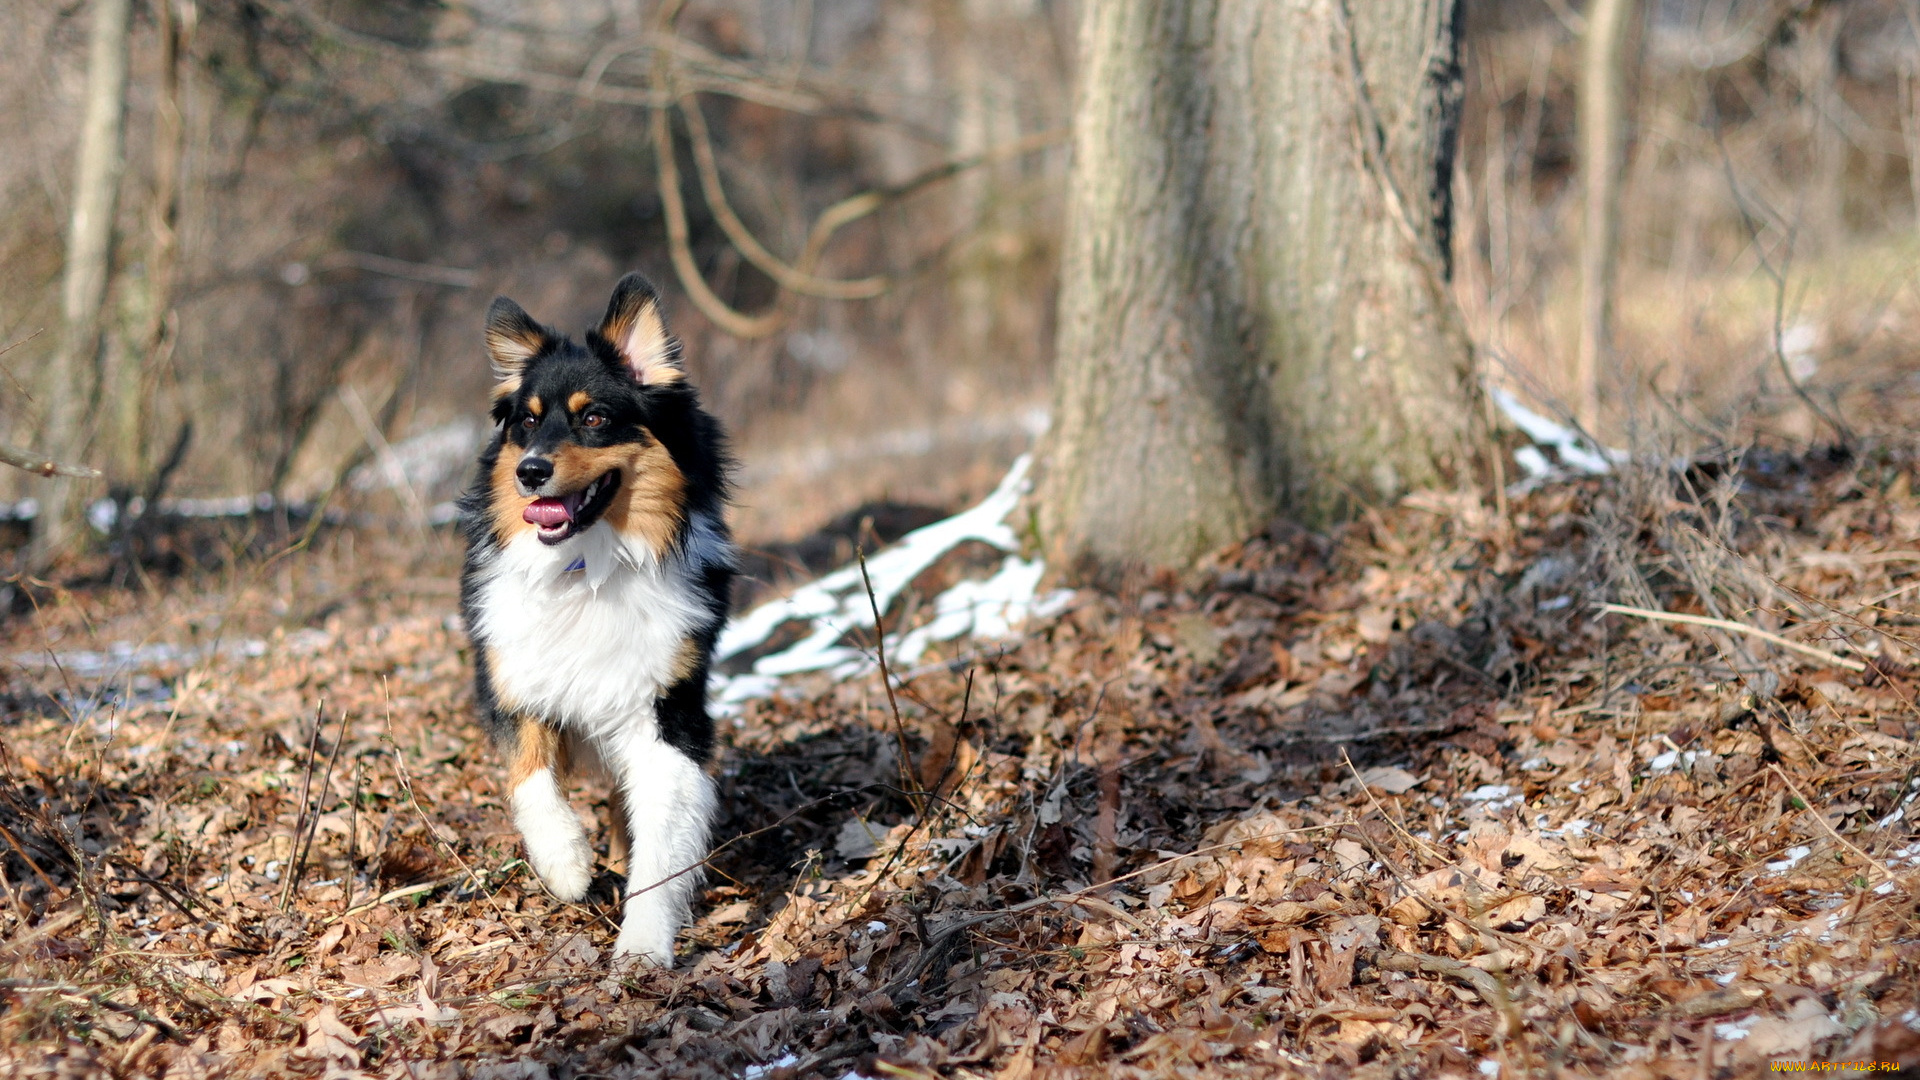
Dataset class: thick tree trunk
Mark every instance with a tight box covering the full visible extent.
[35,0,131,566]
[1038,0,1478,570]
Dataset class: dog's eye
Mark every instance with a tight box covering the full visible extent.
[521,416,536,429]
[583,413,606,429]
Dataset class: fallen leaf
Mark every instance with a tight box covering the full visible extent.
[297,1006,362,1066]
[1358,766,1420,794]
[480,1012,535,1040]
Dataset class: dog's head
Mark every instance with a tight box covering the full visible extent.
[481,273,701,552]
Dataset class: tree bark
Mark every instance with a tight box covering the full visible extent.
[1575,0,1634,433]
[106,0,195,488]
[1039,0,1479,570]
[35,0,131,566]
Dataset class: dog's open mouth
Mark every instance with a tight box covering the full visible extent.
[523,470,620,545]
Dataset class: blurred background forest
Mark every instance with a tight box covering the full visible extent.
[0,0,1916,559]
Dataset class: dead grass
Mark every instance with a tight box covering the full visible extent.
[0,430,1918,1078]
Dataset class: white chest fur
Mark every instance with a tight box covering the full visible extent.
[470,516,725,735]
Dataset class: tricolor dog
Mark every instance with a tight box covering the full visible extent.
[458,273,734,963]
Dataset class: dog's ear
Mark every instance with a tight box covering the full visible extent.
[596,273,683,387]
[486,296,552,398]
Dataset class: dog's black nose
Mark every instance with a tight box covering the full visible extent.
[516,457,554,489]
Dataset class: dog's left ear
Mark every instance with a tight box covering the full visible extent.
[596,273,684,387]
[487,296,554,398]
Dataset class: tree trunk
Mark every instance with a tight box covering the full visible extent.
[1575,0,1634,433]
[1038,0,1479,569]
[107,0,195,488]
[35,0,132,567]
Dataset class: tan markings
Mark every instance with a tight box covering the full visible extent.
[541,439,679,557]
[604,299,683,386]
[567,391,591,413]
[527,431,687,557]
[527,396,544,417]
[544,443,636,498]
[507,716,567,788]
[606,786,631,875]
[666,635,702,685]
[609,432,687,558]
[486,323,545,379]
[491,377,522,401]
[490,450,535,544]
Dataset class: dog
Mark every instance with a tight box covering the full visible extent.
[457,273,734,964]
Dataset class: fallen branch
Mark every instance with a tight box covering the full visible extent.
[1361,948,1526,1039]
[1597,602,1867,672]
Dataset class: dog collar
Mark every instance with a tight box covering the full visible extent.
[564,557,586,573]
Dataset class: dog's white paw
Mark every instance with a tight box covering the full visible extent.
[526,830,594,901]
[610,896,677,966]
[512,770,594,901]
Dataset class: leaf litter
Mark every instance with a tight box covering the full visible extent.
[0,442,1917,1078]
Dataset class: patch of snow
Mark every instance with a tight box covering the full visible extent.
[1714,1015,1758,1041]
[10,638,267,682]
[1766,845,1812,873]
[1646,749,1701,776]
[709,455,1072,713]
[1491,386,1628,490]
[1464,785,1514,802]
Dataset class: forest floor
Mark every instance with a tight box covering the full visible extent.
[1,425,1919,1079]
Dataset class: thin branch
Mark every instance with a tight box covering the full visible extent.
[1707,113,1854,449]
[794,127,1068,276]
[1597,602,1866,672]
[1767,764,1897,884]
[0,446,101,480]
[858,545,921,816]
[315,251,477,289]
[339,384,430,534]
[677,93,886,299]
[650,0,786,338]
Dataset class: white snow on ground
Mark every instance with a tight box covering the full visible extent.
[1490,386,1628,484]
[709,454,1073,714]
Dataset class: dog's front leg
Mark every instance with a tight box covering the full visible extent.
[610,730,715,965]
[508,716,594,902]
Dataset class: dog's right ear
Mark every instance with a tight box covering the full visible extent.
[596,273,683,387]
[486,296,552,399]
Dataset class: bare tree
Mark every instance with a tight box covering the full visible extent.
[35,0,130,566]
[1038,0,1482,569]
[102,0,197,489]
[1575,0,1635,433]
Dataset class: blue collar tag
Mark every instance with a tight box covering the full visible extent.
[564,557,587,573]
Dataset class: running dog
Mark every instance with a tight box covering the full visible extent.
[458,273,734,964]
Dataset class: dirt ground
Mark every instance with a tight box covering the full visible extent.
[0,422,1918,1078]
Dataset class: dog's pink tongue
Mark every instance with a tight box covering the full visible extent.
[523,498,572,527]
